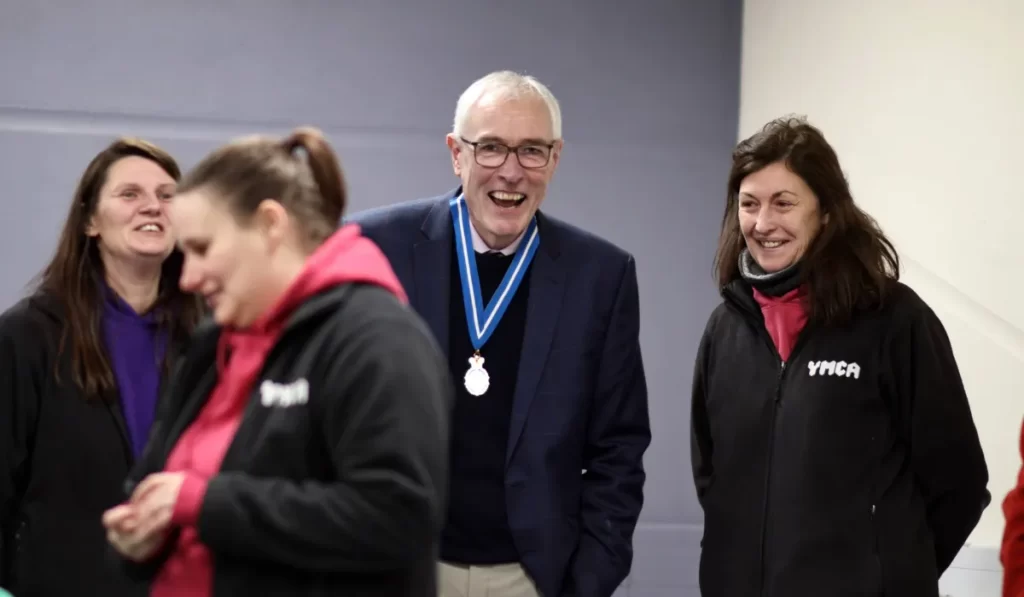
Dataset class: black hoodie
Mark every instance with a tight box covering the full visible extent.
[115,225,453,597]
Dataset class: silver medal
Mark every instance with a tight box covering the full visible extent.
[464,352,490,396]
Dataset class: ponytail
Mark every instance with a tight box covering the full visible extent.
[179,126,349,247]
[281,127,347,223]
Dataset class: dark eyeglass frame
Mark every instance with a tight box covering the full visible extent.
[460,136,556,169]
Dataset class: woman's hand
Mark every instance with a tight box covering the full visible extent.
[102,472,186,562]
[130,472,186,538]
[102,503,168,562]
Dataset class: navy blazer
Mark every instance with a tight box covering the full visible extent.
[348,190,651,597]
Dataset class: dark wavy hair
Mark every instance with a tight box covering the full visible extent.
[714,116,900,325]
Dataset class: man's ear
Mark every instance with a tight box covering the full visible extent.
[446,134,462,177]
[549,138,564,172]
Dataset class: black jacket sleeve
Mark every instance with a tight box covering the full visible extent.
[562,256,652,597]
[690,318,715,511]
[194,312,452,572]
[0,307,43,588]
[888,300,990,573]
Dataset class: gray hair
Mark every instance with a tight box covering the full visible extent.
[452,70,563,140]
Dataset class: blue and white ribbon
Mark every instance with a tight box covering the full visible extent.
[450,194,539,350]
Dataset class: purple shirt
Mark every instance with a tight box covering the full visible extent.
[101,288,167,458]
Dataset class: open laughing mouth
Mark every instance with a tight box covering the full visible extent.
[135,223,164,233]
[488,190,526,209]
[758,239,788,249]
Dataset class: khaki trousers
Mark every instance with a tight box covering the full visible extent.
[438,561,541,597]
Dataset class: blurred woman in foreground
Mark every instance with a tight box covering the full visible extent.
[103,127,452,596]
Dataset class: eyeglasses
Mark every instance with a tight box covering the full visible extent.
[460,137,555,169]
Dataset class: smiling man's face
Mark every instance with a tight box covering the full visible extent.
[446,90,562,251]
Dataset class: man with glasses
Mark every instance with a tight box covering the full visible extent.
[350,70,651,597]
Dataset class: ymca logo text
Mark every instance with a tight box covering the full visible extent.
[260,378,310,407]
[807,360,861,379]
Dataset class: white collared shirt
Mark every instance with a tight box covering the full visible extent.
[469,220,526,256]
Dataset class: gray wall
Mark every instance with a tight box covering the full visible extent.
[0,2,742,595]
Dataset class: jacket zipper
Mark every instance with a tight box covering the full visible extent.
[754,329,811,597]
[723,284,812,596]
[757,355,786,596]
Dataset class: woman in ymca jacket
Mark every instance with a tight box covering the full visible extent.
[102,127,452,597]
[690,117,990,597]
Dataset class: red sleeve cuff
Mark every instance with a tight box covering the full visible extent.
[172,473,208,526]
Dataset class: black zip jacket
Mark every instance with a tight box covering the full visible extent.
[0,291,180,597]
[116,283,453,597]
[690,280,990,597]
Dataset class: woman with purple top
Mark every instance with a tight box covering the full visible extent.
[0,138,204,597]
